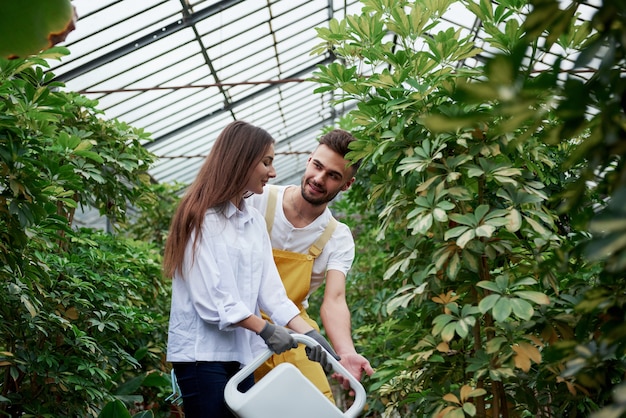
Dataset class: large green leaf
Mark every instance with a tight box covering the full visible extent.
[514,291,550,305]
[98,400,131,418]
[510,297,534,320]
[492,297,513,322]
[478,294,501,313]
[0,0,75,58]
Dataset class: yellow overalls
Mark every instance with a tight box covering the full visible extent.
[254,185,338,401]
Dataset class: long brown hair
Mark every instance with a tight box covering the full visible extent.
[163,120,275,278]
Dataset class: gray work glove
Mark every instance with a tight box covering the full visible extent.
[258,322,298,354]
[305,330,340,373]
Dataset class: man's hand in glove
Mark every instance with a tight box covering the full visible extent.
[258,322,298,354]
[304,330,340,373]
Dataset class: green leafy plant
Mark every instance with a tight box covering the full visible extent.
[1,49,173,417]
[313,0,625,416]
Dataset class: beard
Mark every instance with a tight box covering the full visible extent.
[300,178,341,205]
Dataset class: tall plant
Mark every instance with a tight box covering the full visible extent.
[312,0,623,416]
[0,49,172,417]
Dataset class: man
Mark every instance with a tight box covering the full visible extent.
[249,129,374,402]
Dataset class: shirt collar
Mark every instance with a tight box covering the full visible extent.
[224,199,254,223]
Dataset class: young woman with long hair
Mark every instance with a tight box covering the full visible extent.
[163,121,336,418]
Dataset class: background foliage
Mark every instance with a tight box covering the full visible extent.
[313,0,626,417]
[0,50,173,417]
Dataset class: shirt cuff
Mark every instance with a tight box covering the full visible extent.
[218,301,252,331]
[268,303,300,327]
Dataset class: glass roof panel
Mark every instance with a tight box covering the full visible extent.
[50,1,361,190]
[48,0,605,193]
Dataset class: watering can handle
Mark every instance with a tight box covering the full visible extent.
[225,333,366,418]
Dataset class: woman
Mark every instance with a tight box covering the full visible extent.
[164,121,335,417]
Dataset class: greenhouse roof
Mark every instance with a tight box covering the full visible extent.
[49,0,603,190]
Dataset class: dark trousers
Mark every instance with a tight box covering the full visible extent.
[173,361,254,418]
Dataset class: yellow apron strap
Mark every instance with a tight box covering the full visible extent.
[308,217,337,258]
[265,185,279,233]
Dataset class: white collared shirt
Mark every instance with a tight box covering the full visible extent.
[166,200,300,365]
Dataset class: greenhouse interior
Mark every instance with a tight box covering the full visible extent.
[1,0,625,417]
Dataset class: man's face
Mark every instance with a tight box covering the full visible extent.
[300,144,355,205]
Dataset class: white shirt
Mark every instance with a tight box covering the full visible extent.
[166,200,300,365]
[248,185,355,307]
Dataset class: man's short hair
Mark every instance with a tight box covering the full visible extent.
[318,129,361,173]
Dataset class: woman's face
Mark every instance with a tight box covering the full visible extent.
[245,143,276,195]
